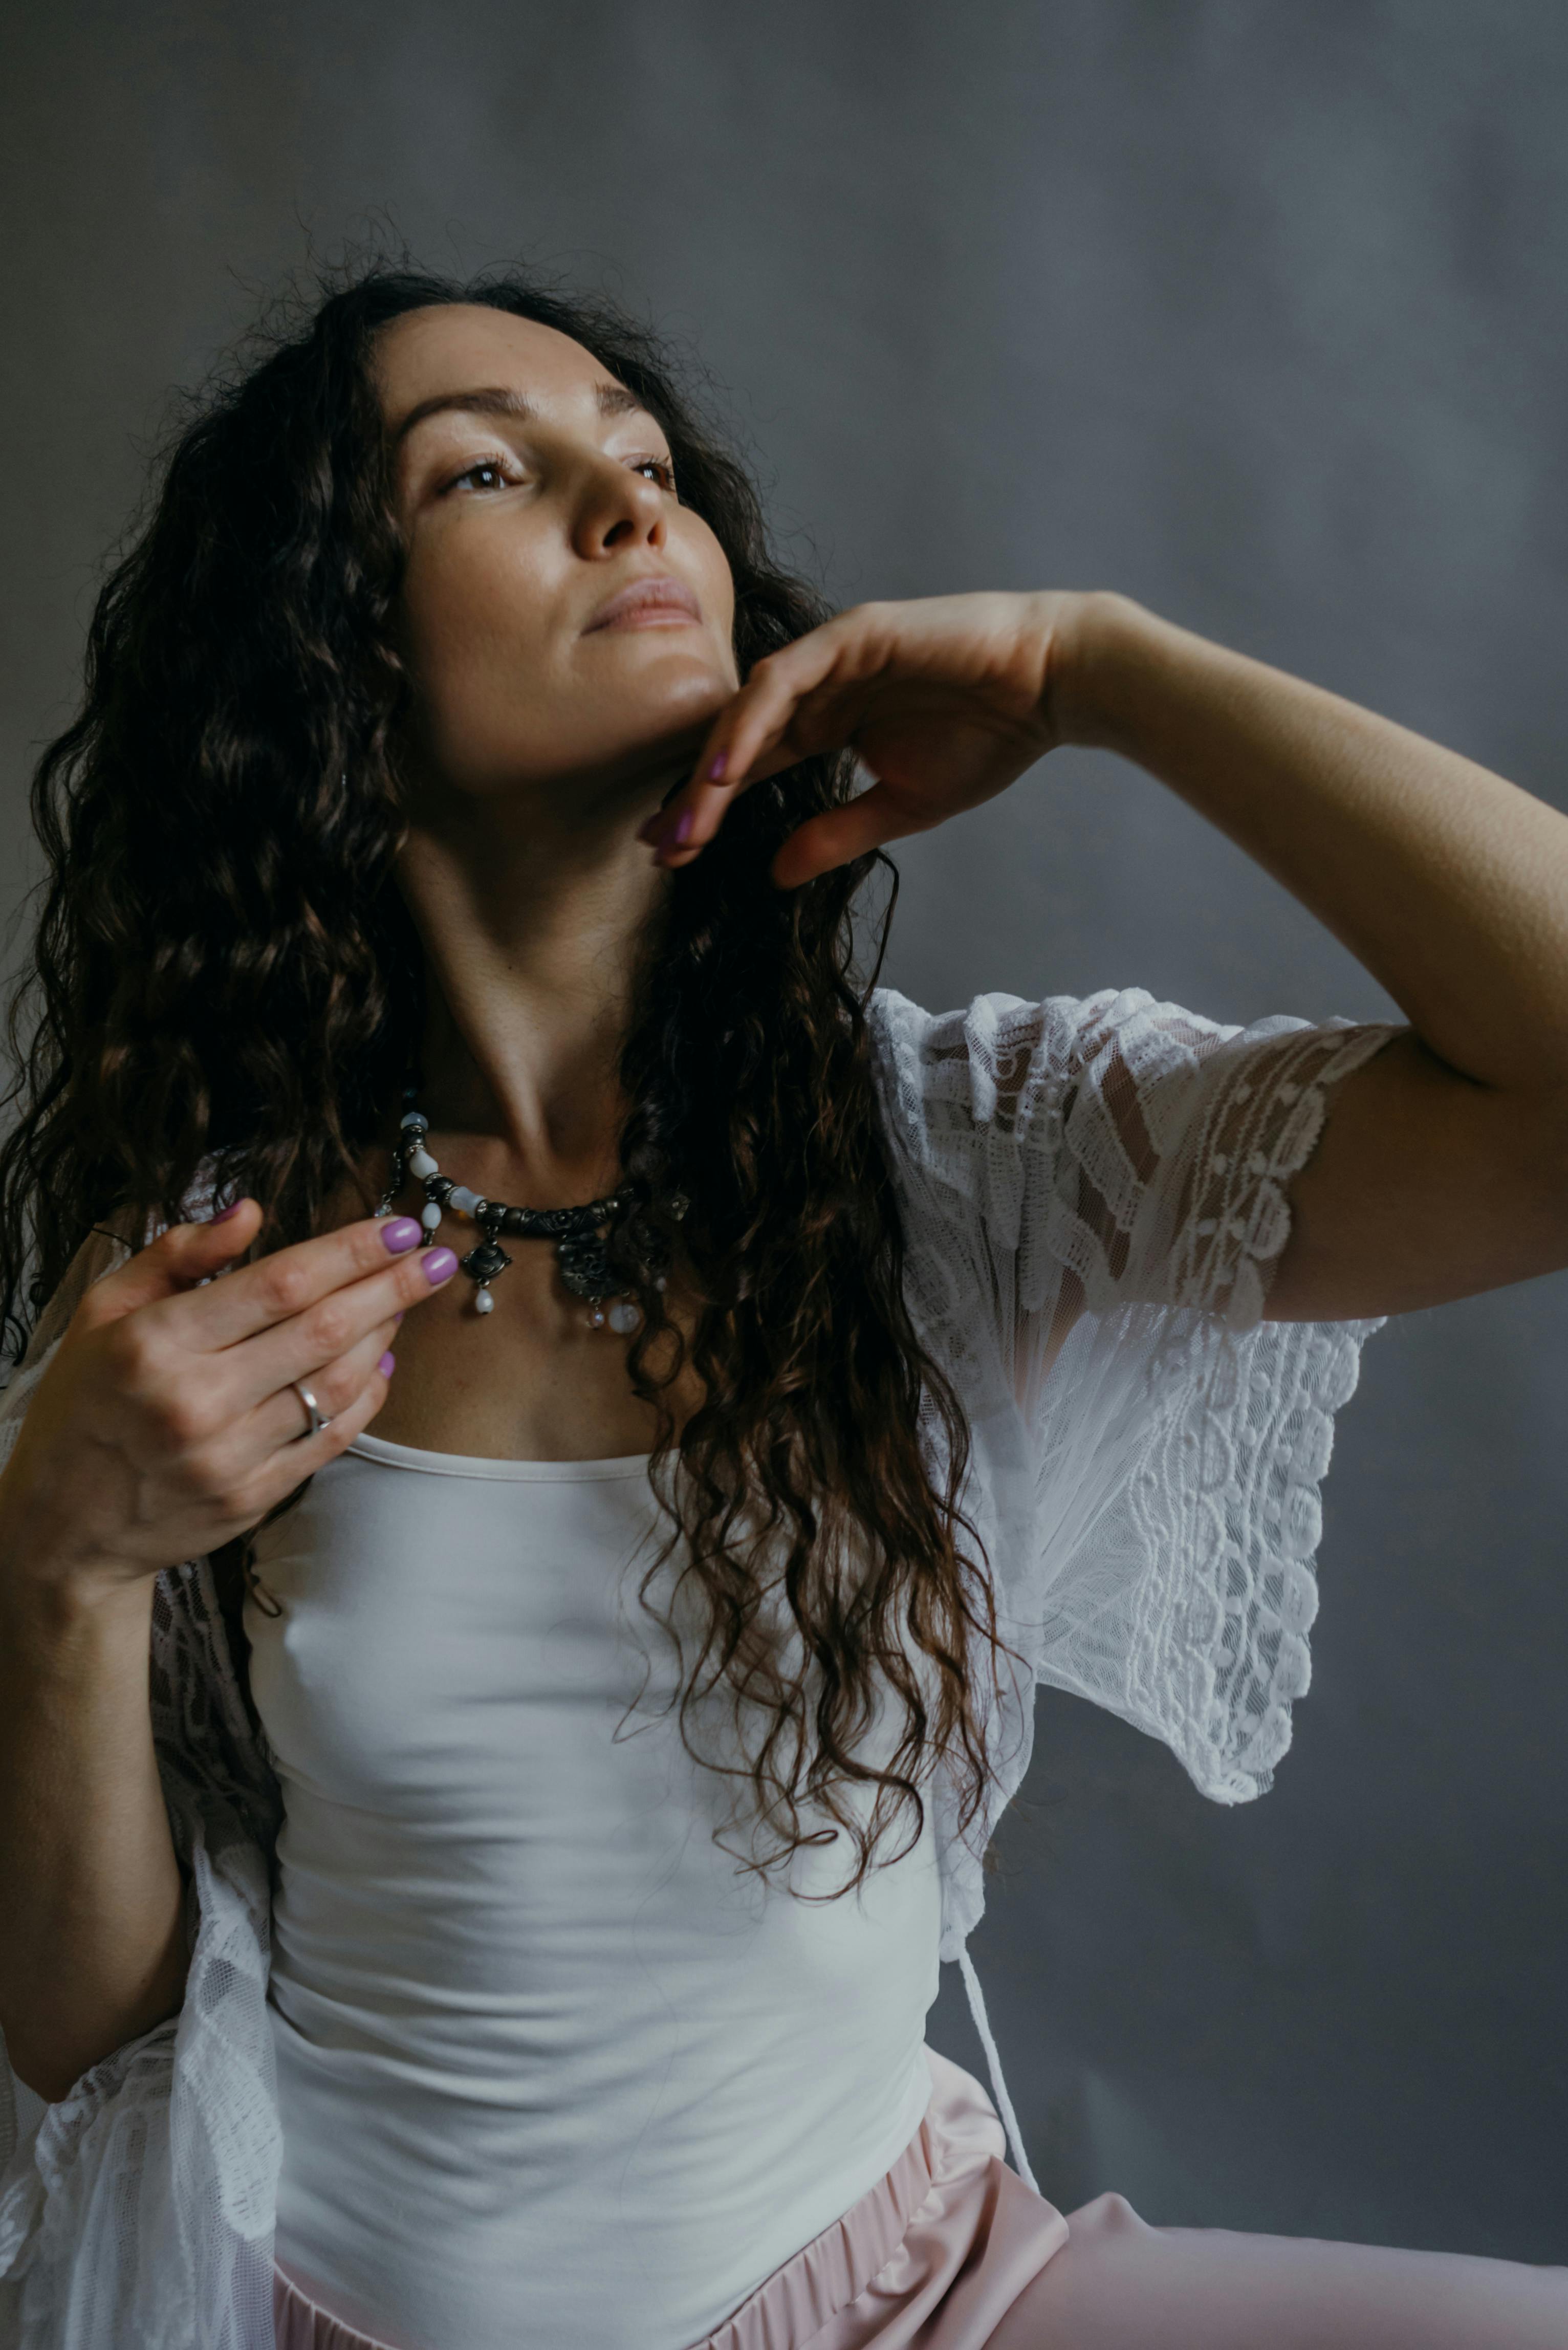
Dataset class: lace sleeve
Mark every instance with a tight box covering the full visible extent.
[868,985,1403,1818]
[0,1223,283,2350]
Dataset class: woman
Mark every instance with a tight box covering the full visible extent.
[0,263,1563,2349]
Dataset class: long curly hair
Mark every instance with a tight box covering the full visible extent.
[0,262,1019,1896]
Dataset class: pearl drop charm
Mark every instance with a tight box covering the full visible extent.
[607,1298,641,1335]
[420,1201,443,1232]
[474,1288,496,1316]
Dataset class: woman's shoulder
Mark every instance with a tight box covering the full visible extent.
[865,977,1241,1071]
[864,979,1331,1126]
[863,980,1224,1157]
[8,1208,140,1384]
[6,1167,222,1391]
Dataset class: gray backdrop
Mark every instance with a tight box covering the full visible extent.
[4,0,1565,2266]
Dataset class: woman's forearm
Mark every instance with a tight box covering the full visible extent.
[1066,593,1568,1094]
[0,1563,187,2103]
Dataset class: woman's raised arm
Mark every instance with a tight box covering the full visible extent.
[1064,596,1568,1320]
[647,588,1568,1323]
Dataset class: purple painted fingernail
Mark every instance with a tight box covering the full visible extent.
[378,1351,396,1378]
[423,1247,459,1284]
[381,1216,422,1254]
[654,808,696,866]
[394,1311,406,1325]
[706,751,728,781]
[209,1200,245,1224]
[654,818,695,874]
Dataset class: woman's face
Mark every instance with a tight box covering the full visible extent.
[379,303,740,814]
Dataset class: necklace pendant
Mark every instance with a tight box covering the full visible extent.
[556,1229,616,1300]
[394,1091,674,1340]
[461,1237,513,1288]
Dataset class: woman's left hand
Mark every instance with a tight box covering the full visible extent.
[639,590,1090,889]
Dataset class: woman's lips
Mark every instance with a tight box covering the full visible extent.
[583,577,702,633]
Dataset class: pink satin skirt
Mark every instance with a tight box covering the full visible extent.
[272,2046,1568,2350]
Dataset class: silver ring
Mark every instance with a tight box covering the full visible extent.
[291,1381,332,1441]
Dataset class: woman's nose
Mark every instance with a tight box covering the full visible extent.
[573,463,667,560]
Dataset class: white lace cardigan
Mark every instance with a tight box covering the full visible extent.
[0,983,1399,2349]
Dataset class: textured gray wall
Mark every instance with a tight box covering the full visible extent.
[4,0,1565,2265]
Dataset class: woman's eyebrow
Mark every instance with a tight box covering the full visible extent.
[392,381,651,445]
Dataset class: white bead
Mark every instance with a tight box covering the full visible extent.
[407,1146,438,1180]
[607,1298,641,1335]
[474,1288,496,1315]
[448,1184,480,1216]
[421,1202,443,1231]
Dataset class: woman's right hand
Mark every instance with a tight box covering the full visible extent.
[0,1203,458,1600]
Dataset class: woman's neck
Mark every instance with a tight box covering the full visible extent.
[394,792,669,1201]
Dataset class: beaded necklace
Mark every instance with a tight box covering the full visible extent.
[374,1089,688,1332]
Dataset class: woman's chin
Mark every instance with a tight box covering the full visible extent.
[412,662,739,806]
[586,659,736,757]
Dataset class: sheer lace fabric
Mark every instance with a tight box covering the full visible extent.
[0,985,1400,2348]
[866,987,1399,1961]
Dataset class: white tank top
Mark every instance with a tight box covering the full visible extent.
[245,1432,942,2350]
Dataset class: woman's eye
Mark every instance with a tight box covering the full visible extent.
[440,452,673,495]
[447,459,512,494]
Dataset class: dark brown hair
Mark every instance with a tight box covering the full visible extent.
[0,262,1018,1896]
